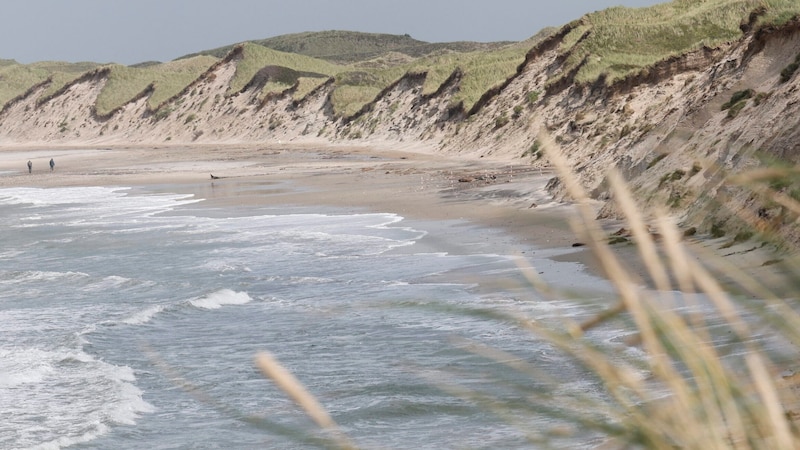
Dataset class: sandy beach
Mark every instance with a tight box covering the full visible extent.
[0,142,790,295]
[0,142,585,253]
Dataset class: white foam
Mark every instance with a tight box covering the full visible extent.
[122,304,166,325]
[1,347,154,449]
[199,260,253,273]
[190,289,252,310]
[287,276,335,285]
[0,186,201,229]
[0,249,24,258]
[196,212,422,255]
[30,423,111,450]
[0,348,55,388]
[105,365,155,425]
[82,275,138,292]
[0,270,89,286]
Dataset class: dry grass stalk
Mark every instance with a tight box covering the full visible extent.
[247,134,800,448]
[535,131,800,448]
[254,351,356,450]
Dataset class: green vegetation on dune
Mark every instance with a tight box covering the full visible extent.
[225,40,529,116]
[558,0,800,85]
[228,43,340,97]
[292,77,331,101]
[2,1,799,120]
[172,30,528,115]
[326,37,539,116]
[0,63,51,106]
[412,42,532,109]
[250,30,428,63]
[226,39,529,115]
[760,0,800,25]
[28,61,100,73]
[330,84,383,117]
[183,30,514,65]
[94,55,218,116]
[0,61,101,107]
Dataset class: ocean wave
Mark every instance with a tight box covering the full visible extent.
[198,260,253,273]
[82,275,145,292]
[0,348,55,388]
[121,305,166,325]
[189,289,252,310]
[105,295,192,327]
[29,423,111,450]
[0,347,153,450]
[0,270,90,285]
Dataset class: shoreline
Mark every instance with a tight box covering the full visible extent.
[4,142,799,421]
[0,142,789,295]
[0,142,616,292]
[0,143,584,248]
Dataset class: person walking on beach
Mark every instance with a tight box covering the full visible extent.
[27,160,32,174]
[49,158,55,171]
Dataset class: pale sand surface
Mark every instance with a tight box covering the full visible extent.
[0,143,583,249]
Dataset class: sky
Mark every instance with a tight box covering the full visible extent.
[1,0,667,65]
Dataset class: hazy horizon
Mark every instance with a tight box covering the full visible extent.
[1,0,667,65]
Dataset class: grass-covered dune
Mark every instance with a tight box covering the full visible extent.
[0,60,100,107]
[0,29,537,118]
[2,1,799,120]
[181,30,514,64]
[554,0,800,86]
[94,56,219,116]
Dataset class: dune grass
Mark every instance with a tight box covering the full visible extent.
[3,0,799,121]
[228,39,526,116]
[286,0,799,116]
[0,64,51,106]
[94,55,218,116]
[556,0,800,85]
[760,0,800,26]
[325,40,532,117]
[528,133,800,448]
[182,30,514,65]
[0,61,100,107]
[292,77,331,102]
[227,43,341,97]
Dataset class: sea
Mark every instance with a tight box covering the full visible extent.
[0,176,773,449]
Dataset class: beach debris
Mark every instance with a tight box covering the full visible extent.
[210,174,221,179]
[572,242,586,247]
[529,202,537,208]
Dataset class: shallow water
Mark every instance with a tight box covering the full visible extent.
[1,181,713,449]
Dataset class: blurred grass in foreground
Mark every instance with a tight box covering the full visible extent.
[249,133,800,449]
